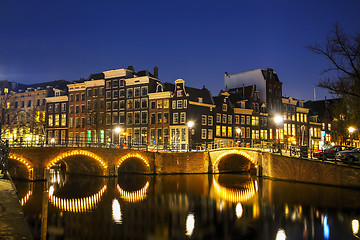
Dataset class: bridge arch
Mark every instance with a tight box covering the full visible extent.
[8,153,33,179]
[213,149,257,173]
[117,153,150,173]
[46,150,107,175]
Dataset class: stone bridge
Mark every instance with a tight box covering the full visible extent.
[8,147,263,180]
[7,147,360,188]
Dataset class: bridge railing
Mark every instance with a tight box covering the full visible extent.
[4,137,315,159]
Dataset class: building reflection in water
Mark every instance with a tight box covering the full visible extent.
[13,169,360,240]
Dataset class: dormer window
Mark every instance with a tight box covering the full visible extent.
[222,104,227,111]
[198,97,203,103]
[177,90,183,97]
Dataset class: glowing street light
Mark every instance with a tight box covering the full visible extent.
[235,128,241,147]
[348,127,356,146]
[187,121,194,151]
[50,138,55,147]
[274,115,283,154]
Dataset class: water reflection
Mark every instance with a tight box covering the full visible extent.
[13,169,360,240]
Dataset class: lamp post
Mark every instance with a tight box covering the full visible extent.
[114,127,121,146]
[274,115,283,154]
[349,127,355,147]
[187,121,194,151]
[235,128,241,147]
[50,138,55,147]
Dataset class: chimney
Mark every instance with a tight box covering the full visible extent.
[154,66,159,79]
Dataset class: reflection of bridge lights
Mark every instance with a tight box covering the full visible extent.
[186,213,195,237]
[117,153,150,169]
[235,203,243,218]
[112,199,122,224]
[352,219,359,235]
[213,178,257,203]
[48,185,107,213]
[276,229,286,240]
[46,150,107,171]
[20,190,32,206]
[116,181,149,203]
[49,186,54,196]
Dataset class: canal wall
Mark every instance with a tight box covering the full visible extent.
[0,177,33,239]
[260,153,360,188]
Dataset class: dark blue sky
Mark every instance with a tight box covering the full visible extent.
[1,0,359,101]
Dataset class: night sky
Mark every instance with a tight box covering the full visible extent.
[1,0,359,101]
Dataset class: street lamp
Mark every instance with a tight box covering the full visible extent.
[235,128,241,147]
[187,121,194,151]
[349,127,356,146]
[50,138,55,147]
[274,115,283,154]
[114,127,121,145]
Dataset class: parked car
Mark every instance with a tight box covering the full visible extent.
[313,145,355,160]
[335,147,360,164]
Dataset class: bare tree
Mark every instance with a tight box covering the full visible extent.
[307,23,360,132]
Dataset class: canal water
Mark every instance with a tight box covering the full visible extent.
[13,170,360,240]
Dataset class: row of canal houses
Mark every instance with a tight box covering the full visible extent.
[0,66,326,150]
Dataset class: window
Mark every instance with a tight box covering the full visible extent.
[157,101,163,109]
[55,114,60,126]
[81,105,85,113]
[69,117,73,128]
[119,89,125,97]
[216,113,221,123]
[127,88,133,98]
[150,101,156,109]
[75,94,80,101]
[241,116,245,124]
[164,100,169,108]
[150,113,156,124]
[48,115,53,126]
[222,114,227,124]
[141,98,148,108]
[113,90,118,98]
[222,104,227,111]
[202,115,207,125]
[246,116,250,125]
[208,116,213,126]
[70,94,74,102]
[106,91,111,99]
[177,100,183,109]
[134,112,140,124]
[208,129,213,139]
[87,100,91,110]
[27,100,31,107]
[141,111,148,124]
[106,80,111,88]
[201,129,206,139]
[180,112,186,123]
[216,125,221,136]
[164,112,169,124]
[48,104,54,113]
[172,100,176,109]
[61,103,66,112]
[241,127,245,138]
[113,80,118,88]
[112,112,118,124]
[222,126,226,136]
[134,87,140,97]
[177,90,183,97]
[106,102,111,110]
[141,86,148,96]
[81,93,85,101]
[127,112,133,124]
[184,100,187,108]
[119,112,125,124]
[119,100,125,109]
[246,127,250,138]
[198,97,203,103]
[228,127,232,137]
[127,100,133,110]
[112,101,118,110]
[134,99,140,109]
[228,115,232,124]
[119,80,125,87]
[106,113,111,125]
[157,113,162,123]
[100,87,104,96]
[94,88,98,97]
[87,89,92,97]
[75,105,80,113]
[173,113,179,124]
[61,114,66,126]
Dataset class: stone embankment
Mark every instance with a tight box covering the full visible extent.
[0,176,33,240]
